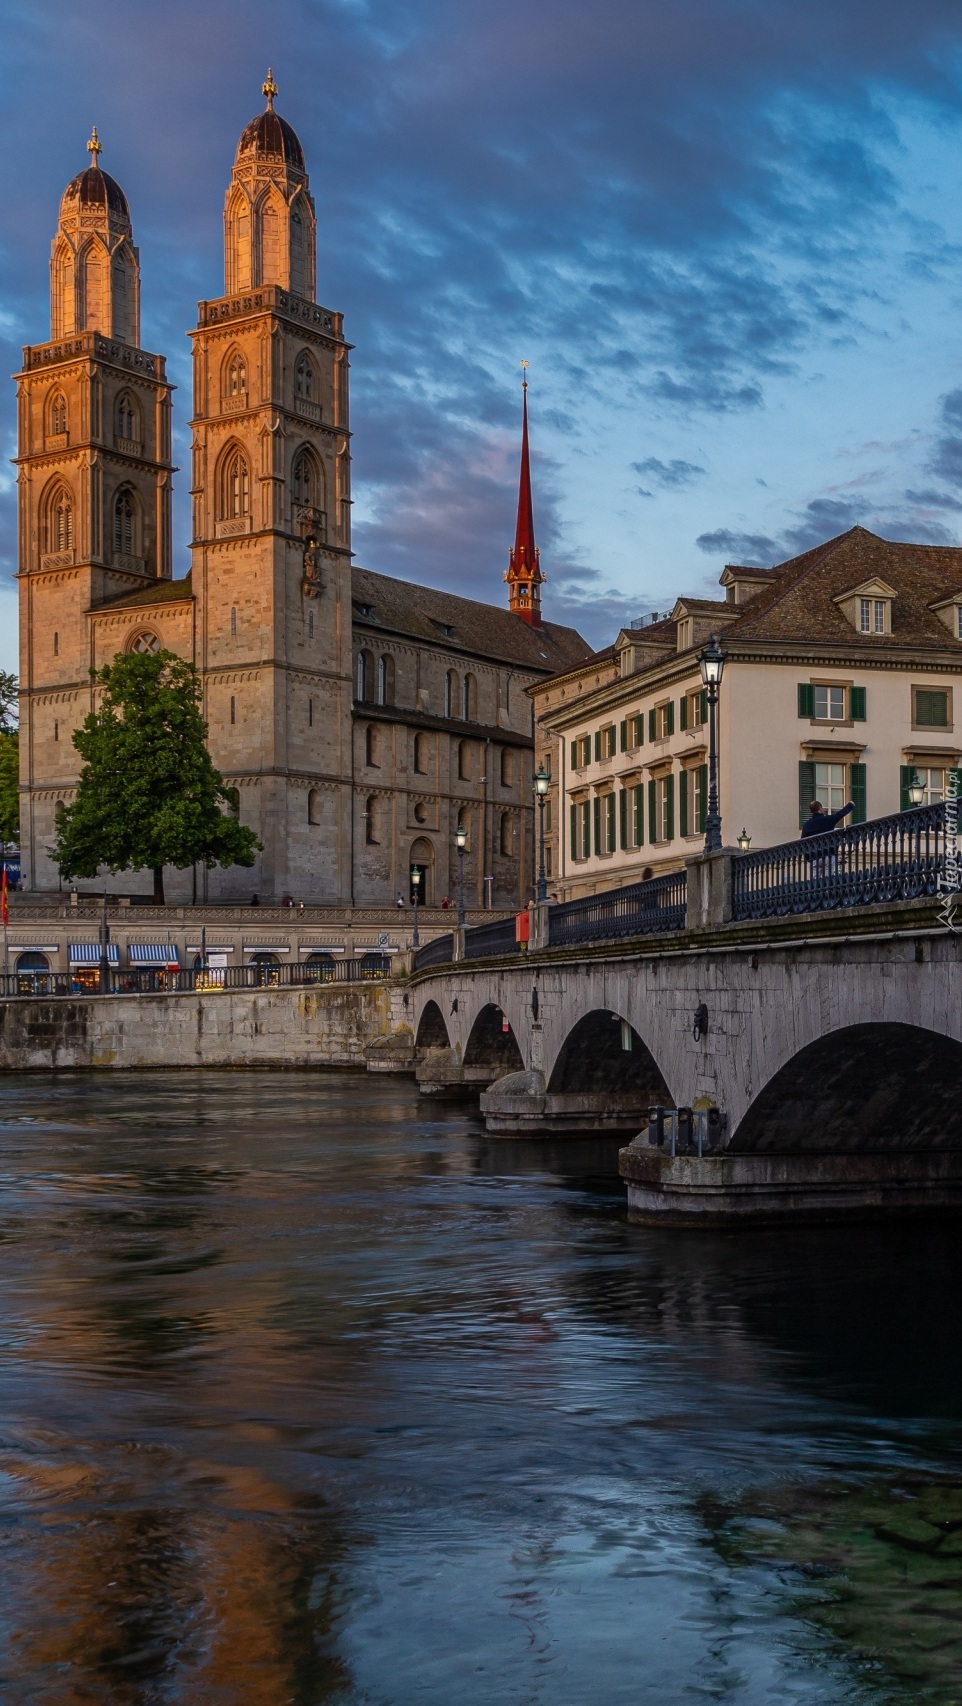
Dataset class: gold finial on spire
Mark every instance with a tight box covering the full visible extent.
[262,68,278,107]
[520,358,530,393]
[87,125,103,165]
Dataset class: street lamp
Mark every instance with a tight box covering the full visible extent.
[699,635,726,853]
[411,864,421,947]
[534,764,550,903]
[906,769,926,808]
[455,823,468,927]
[737,828,752,852]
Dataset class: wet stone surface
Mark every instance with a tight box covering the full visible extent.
[0,1069,958,1703]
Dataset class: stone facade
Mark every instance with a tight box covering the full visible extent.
[17,84,589,908]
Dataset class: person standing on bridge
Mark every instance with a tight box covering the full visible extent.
[801,798,854,838]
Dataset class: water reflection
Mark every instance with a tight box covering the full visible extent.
[0,1070,957,1702]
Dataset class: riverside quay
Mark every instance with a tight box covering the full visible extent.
[0,801,959,1223]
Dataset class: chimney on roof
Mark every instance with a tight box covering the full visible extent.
[504,363,545,628]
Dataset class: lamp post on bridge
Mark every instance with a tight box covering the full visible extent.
[411,864,421,948]
[699,635,726,854]
[455,824,467,928]
[534,763,549,903]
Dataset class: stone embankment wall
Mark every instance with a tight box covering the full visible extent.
[0,985,411,1071]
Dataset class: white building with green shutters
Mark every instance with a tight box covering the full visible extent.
[530,527,962,899]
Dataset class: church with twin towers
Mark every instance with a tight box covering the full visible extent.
[15,75,588,906]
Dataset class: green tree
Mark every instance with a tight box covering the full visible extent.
[0,733,19,846]
[54,650,259,903]
[0,671,18,734]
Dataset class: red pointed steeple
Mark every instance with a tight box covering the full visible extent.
[505,365,545,626]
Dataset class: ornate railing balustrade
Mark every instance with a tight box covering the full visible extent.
[463,917,518,960]
[0,958,393,1000]
[548,868,688,948]
[413,933,455,971]
[732,803,949,921]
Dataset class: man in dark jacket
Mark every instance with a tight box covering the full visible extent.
[801,798,854,838]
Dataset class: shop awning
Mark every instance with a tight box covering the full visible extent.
[68,943,119,966]
[127,944,180,965]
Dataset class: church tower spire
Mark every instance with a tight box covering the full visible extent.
[504,364,545,627]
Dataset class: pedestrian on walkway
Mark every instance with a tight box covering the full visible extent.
[801,799,853,838]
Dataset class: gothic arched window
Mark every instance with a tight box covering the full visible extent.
[115,392,138,443]
[113,488,138,557]
[295,354,316,401]
[221,447,251,519]
[500,812,513,857]
[225,351,247,400]
[48,392,67,437]
[355,649,374,703]
[308,789,321,825]
[291,449,318,507]
[366,725,379,768]
[364,796,379,845]
[43,482,73,555]
[462,674,477,722]
[376,655,394,707]
[444,670,458,720]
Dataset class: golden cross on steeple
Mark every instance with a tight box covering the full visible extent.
[87,125,102,165]
[520,358,530,393]
[262,68,278,107]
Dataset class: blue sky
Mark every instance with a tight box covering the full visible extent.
[4,0,962,666]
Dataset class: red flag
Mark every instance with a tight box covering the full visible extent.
[2,866,9,927]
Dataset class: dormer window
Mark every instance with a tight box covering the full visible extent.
[834,577,894,636]
[927,593,962,640]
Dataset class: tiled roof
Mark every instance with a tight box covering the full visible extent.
[94,574,193,613]
[724,528,962,650]
[351,566,591,673]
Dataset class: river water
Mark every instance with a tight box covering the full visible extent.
[0,1070,959,1704]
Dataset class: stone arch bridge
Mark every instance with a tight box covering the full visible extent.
[406,889,962,1222]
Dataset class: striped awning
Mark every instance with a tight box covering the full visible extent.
[68,943,119,966]
[127,944,179,965]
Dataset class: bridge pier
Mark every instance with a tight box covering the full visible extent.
[480,1068,656,1137]
[619,1140,962,1223]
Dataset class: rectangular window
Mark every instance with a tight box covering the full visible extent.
[859,598,871,633]
[619,786,628,850]
[570,802,578,861]
[602,725,617,759]
[652,701,673,740]
[230,696,236,726]
[53,632,59,657]
[632,782,644,847]
[308,697,313,727]
[682,688,706,729]
[652,773,674,842]
[813,684,847,721]
[605,791,616,853]
[814,762,847,813]
[874,599,886,634]
[957,607,962,640]
[914,688,950,728]
[593,795,602,855]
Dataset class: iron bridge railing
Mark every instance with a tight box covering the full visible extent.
[732,802,950,920]
[413,933,455,971]
[463,916,518,960]
[547,867,688,948]
[0,958,392,1000]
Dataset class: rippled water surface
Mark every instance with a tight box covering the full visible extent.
[0,1069,959,1703]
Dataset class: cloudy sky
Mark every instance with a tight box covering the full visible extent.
[4,0,962,666]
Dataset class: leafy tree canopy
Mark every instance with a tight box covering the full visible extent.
[0,672,18,734]
[54,650,259,902]
[0,733,18,846]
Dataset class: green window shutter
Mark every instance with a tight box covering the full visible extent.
[648,778,657,843]
[606,792,616,853]
[679,769,689,837]
[570,739,577,769]
[648,708,656,742]
[665,773,675,841]
[636,714,645,747]
[899,764,914,812]
[700,689,708,725]
[799,760,816,829]
[581,800,590,857]
[593,795,601,855]
[916,690,949,728]
[633,782,644,846]
[696,764,708,834]
[619,786,628,850]
[594,730,601,762]
[619,719,627,752]
[570,802,578,860]
[665,701,675,736]
[679,694,688,732]
[849,762,866,824]
[850,685,866,721]
[798,683,815,718]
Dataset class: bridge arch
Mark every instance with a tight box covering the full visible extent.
[546,1009,674,1106]
[415,999,450,1056]
[733,1022,962,1153]
[463,1002,525,1078]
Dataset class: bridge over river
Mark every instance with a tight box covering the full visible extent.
[407,804,962,1222]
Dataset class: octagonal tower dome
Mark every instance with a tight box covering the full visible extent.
[224,72,316,299]
[50,129,140,344]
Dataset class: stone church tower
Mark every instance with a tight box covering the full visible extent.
[189,72,355,901]
[15,131,174,890]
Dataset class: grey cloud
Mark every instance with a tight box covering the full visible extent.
[632,456,707,496]
[695,529,779,562]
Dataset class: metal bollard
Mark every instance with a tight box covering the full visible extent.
[647,1106,665,1147]
[677,1107,693,1151]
